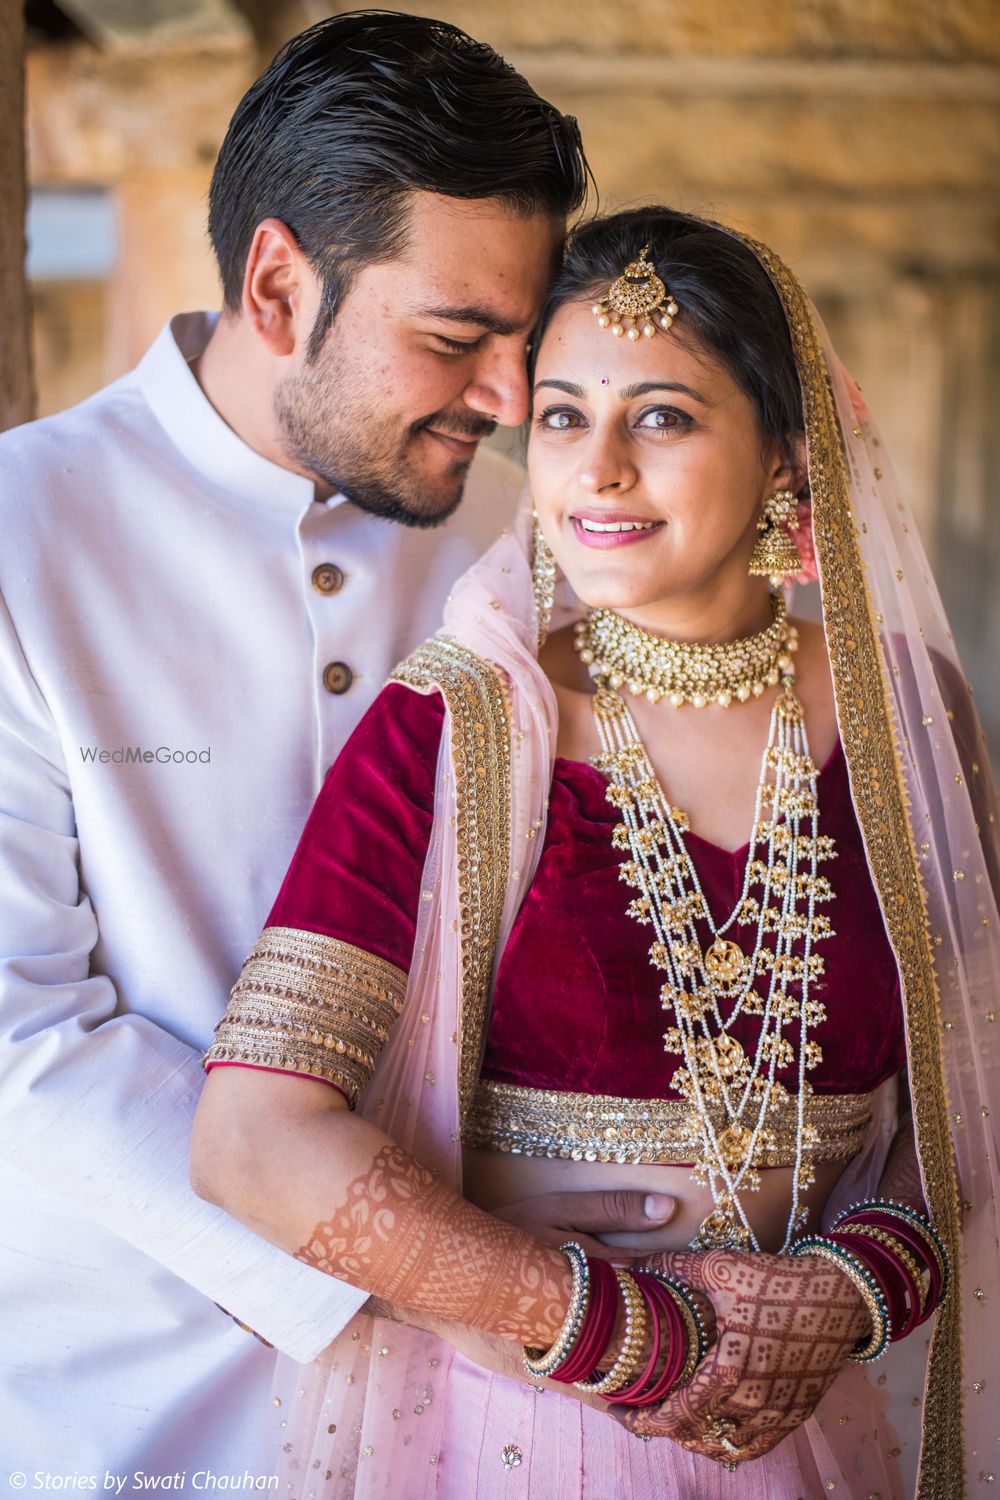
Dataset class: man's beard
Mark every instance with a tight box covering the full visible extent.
[274,342,496,529]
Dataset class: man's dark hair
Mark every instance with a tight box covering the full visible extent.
[532,207,804,472]
[208,9,590,355]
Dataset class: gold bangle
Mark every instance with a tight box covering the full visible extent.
[842,1224,927,1317]
[579,1269,649,1396]
[833,1201,949,1301]
[643,1269,712,1373]
[523,1241,589,1377]
[790,1238,890,1361]
[664,1280,701,1387]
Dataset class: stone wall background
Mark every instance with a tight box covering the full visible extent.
[22,0,1000,753]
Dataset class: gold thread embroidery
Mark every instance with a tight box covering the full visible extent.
[390,637,512,1129]
[733,230,963,1498]
[204,928,406,1107]
[464,1079,872,1167]
[530,511,557,647]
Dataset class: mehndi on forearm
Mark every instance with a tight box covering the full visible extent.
[295,1144,573,1346]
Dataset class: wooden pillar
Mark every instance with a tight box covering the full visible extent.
[109,169,220,375]
[0,0,36,431]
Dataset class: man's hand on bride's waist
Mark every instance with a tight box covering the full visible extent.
[491,1187,677,1257]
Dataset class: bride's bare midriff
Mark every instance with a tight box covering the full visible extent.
[463,1148,848,1256]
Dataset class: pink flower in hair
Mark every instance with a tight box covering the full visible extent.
[847,374,872,426]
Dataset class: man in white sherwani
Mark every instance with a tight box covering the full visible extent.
[0,13,680,1486]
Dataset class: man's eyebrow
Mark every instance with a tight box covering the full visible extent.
[417,303,522,337]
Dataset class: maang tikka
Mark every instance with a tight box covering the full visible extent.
[592,244,679,341]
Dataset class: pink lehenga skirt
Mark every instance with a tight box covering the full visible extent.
[265,1313,914,1499]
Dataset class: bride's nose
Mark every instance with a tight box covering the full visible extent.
[575,425,639,494]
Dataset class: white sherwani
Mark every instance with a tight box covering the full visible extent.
[0,313,520,1477]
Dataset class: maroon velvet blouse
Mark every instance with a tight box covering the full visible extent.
[259,682,905,1100]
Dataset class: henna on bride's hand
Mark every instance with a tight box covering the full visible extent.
[610,1248,870,1463]
[295,1144,572,1345]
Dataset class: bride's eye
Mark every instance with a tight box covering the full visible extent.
[636,406,690,432]
[535,406,585,431]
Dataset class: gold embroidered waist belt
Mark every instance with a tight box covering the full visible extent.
[463,1078,873,1167]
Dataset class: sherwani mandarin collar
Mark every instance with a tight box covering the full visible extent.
[138,311,327,515]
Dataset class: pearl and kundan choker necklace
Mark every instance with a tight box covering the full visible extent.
[573,592,797,708]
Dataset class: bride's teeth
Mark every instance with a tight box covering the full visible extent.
[579,519,655,533]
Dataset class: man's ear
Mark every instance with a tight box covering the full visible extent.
[241,217,314,358]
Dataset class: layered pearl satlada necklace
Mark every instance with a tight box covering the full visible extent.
[574,600,837,1253]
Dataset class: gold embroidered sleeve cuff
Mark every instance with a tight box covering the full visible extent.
[204,927,407,1107]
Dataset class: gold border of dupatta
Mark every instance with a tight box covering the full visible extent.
[390,635,512,1129]
[740,235,964,1498]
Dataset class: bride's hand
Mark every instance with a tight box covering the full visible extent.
[611,1248,871,1463]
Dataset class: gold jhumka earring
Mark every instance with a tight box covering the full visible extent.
[748,489,802,584]
[591,244,679,341]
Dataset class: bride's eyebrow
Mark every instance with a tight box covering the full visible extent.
[531,378,709,404]
[532,379,584,396]
[621,380,709,405]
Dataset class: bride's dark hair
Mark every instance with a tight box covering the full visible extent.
[532,207,804,470]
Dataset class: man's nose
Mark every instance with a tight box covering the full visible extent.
[463,343,531,428]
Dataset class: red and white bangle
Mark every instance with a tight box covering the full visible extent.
[794,1199,951,1356]
[521,1241,709,1406]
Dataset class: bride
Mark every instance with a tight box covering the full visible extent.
[191,208,997,1498]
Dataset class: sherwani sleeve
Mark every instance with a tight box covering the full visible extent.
[0,592,367,1361]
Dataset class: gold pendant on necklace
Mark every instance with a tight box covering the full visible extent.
[690,1196,752,1251]
[703,936,748,987]
[716,1119,754,1167]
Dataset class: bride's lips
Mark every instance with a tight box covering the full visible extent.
[570,509,665,550]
